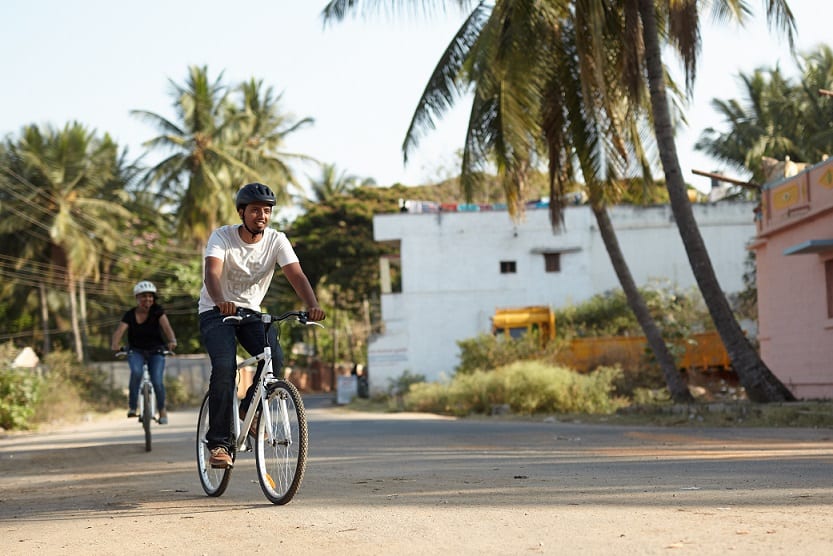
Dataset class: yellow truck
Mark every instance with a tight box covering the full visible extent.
[491,306,556,344]
[491,306,731,373]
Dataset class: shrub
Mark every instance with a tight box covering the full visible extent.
[164,373,198,409]
[0,369,43,430]
[404,360,627,416]
[42,350,122,411]
[387,370,426,396]
[456,332,561,374]
[554,282,713,340]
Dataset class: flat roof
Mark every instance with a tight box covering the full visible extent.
[783,239,833,255]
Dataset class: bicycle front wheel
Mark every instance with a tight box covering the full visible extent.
[141,383,153,452]
[255,380,308,505]
[196,392,233,496]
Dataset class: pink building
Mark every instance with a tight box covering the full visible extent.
[750,157,833,399]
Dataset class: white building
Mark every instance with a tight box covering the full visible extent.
[368,202,758,392]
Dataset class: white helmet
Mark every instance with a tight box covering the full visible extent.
[133,280,157,296]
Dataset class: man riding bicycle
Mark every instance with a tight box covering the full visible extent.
[198,182,325,469]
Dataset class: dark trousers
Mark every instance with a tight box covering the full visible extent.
[127,348,166,411]
[199,308,282,450]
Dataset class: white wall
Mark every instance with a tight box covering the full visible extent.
[368,202,757,392]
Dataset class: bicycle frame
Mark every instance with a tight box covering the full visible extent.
[116,348,169,452]
[197,309,317,503]
[233,344,281,453]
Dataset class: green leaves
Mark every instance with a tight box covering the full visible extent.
[134,65,314,247]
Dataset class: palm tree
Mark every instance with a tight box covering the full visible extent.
[696,68,802,183]
[697,44,833,183]
[633,0,796,401]
[306,162,375,205]
[132,66,239,247]
[0,123,131,361]
[226,78,316,206]
[322,0,695,401]
[134,66,317,248]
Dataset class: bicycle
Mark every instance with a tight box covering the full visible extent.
[115,347,172,452]
[196,309,323,504]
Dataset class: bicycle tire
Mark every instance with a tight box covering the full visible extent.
[141,383,153,452]
[196,392,233,496]
[255,380,308,505]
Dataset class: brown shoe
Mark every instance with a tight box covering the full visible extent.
[209,446,233,469]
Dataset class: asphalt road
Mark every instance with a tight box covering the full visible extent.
[1,396,832,555]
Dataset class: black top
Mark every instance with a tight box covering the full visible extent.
[121,304,166,349]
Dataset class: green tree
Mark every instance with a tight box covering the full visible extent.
[0,123,131,361]
[696,44,833,183]
[132,65,235,246]
[288,186,396,305]
[227,78,315,205]
[306,162,375,205]
[133,66,314,248]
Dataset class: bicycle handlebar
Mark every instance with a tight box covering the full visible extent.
[115,347,173,359]
[221,309,325,328]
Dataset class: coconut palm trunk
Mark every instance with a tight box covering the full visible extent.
[637,0,794,402]
[591,203,694,402]
[67,274,83,362]
[39,282,51,356]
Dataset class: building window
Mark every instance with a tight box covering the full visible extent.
[544,253,561,272]
[500,261,517,274]
[826,259,833,318]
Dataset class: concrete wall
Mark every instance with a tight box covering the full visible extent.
[368,202,758,392]
[93,354,212,401]
[752,158,833,398]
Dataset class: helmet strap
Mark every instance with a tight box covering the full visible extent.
[242,221,264,240]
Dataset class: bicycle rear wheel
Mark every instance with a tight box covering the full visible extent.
[196,392,233,496]
[255,380,308,505]
[141,383,153,452]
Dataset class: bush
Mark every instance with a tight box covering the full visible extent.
[42,350,123,411]
[456,332,561,374]
[387,370,426,396]
[164,373,199,409]
[0,369,43,430]
[30,375,86,425]
[404,361,627,416]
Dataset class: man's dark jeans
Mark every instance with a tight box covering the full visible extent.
[199,308,282,450]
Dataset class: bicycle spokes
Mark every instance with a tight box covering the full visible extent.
[255,381,307,504]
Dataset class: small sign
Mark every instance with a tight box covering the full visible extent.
[336,375,358,405]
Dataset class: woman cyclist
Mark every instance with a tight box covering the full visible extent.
[111,280,178,424]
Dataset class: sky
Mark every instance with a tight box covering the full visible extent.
[0,1,829,196]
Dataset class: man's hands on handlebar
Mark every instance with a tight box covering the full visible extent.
[306,306,326,322]
[218,302,325,323]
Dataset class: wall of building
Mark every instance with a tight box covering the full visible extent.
[368,202,758,392]
[752,158,833,399]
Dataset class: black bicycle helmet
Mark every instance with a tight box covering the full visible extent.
[236,182,276,210]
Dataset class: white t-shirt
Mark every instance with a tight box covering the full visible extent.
[198,225,299,314]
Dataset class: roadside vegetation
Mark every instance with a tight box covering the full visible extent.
[349,285,833,428]
[0,342,194,431]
